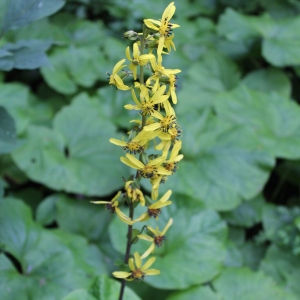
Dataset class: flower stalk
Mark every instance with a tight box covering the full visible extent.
[92,3,183,299]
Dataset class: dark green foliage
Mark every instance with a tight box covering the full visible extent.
[1,0,300,299]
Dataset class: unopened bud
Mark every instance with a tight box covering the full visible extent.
[123,30,139,40]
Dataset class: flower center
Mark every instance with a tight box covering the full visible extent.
[141,102,156,116]
[154,235,166,247]
[148,208,161,218]
[124,141,144,154]
[160,115,177,132]
[141,165,158,178]
[164,162,177,173]
[131,269,145,281]
[133,58,140,65]
[168,125,182,141]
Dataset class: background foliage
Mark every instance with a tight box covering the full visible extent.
[1,0,300,299]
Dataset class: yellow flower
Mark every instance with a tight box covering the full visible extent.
[125,85,169,116]
[90,191,133,225]
[120,153,172,179]
[132,190,172,222]
[146,58,181,91]
[144,2,180,57]
[167,74,178,104]
[155,124,182,151]
[113,252,160,281]
[107,59,131,90]
[164,34,176,53]
[143,110,177,133]
[125,180,145,206]
[163,140,184,173]
[138,218,173,259]
[109,130,155,154]
[126,43,155,80]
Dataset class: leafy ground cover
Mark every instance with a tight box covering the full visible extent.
[1,0,300,299]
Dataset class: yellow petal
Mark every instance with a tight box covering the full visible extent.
[134,252,142,269]
[109,138,127,147]
[150,200,172,209]
[137,234,154,242]
[143,123,161,131]
[129,257,135,271]
[133,42,139,59]
[141,256,156,271]
[113,271,131,278]
[140,243,156,260]
[112,59,126,74]
[160,190,172,202]
[143,19,160,31]
[144,269,160,275]
[125,46,132,61]
[162,2,175,21]
[161,218,173,236]
[125,153,145,169]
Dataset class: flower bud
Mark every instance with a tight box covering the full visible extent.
[123,30,139,40]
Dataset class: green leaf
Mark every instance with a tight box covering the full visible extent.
[215,85,300,159]
[55,194,111,243]
[221,195,264,227]
[0,198,106,300]
[0,82,31,134]
[217,8,273,41]
[89,275,141,300]
[260,245,300,296]
[109,200,227,289]
[262,204,300,253]
[0,106,17,154]
[173,112,274,211]
[242,68,291,98]
[0,40,52,71]
[166,285,220,300]
[62,289,97,300]
[41,46,103,95]
[261,16,300,66]
[1,0,65,34]
[213,267,297,300]
[12,93,130,195]
[176,50,240,113]
[36,194,57,226]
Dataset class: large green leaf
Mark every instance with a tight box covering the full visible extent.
[166,285,220,300]
[109,198,227,289]
[242,68,291,98]
[261,16,300,66]
[176,50,240,113]
[172,112,274,211]
[41,46,104,95]
[12,93,130,195]
[0,83,31,134]
[62,289,97,300]
[0,106,17,154]
[1,0,65,34]
[262,204,300,254]
[212,267,297,300]
[260,245,300,296]
[215,85,300,159]
[221,195,264,227]
[217,8,273,41]
[0,40,51,71]
[0,198,106,300]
